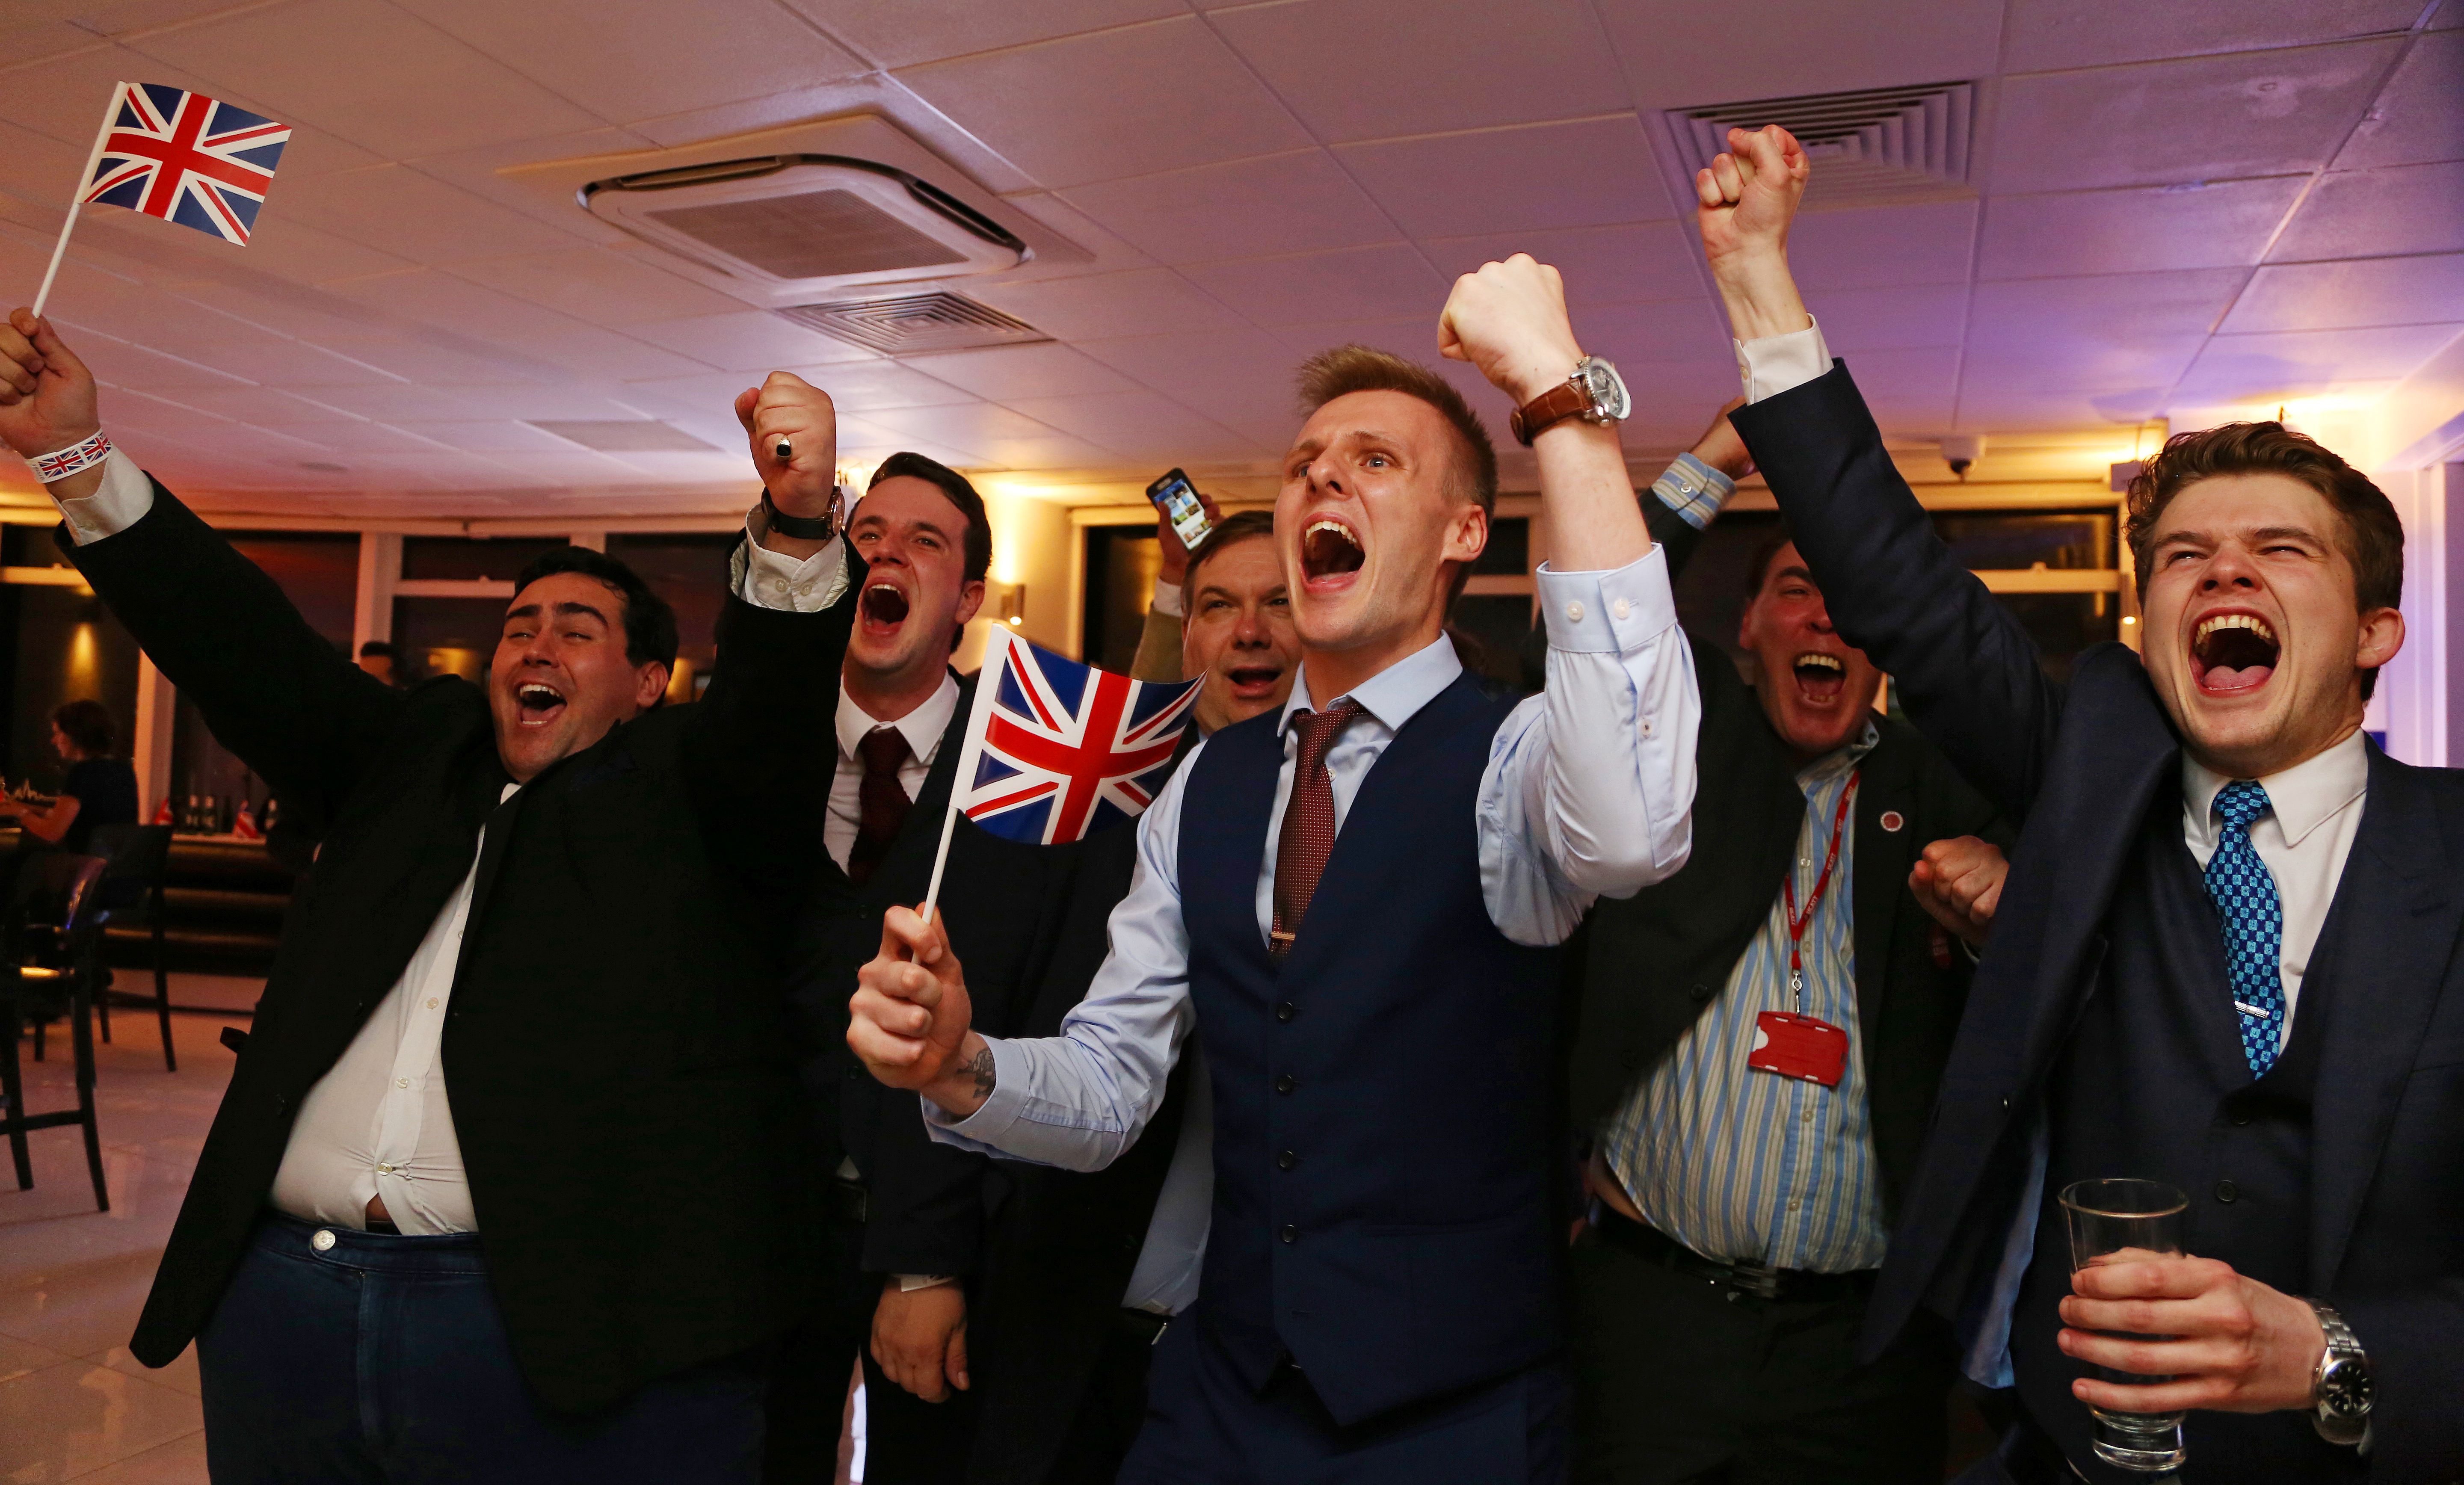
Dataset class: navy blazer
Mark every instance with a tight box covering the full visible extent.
[1733,364,2464,1481]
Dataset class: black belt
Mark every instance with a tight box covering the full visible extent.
[1117,1307,1171,1346]
[1592,1205,1876,1303]
[830,1177,869,1226]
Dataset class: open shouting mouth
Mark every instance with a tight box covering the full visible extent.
[2192,611,2280,695]
[1792,650,1847,706]
[1299,518,1365,589]
[1223,661,1285,701]
[515,680,567,727]
[860,580,912,637]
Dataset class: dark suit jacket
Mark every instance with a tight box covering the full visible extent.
[1735,364,2464,1480]
[88,484,857,1413]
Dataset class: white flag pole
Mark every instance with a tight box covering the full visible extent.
[918,626,1010,925]
[31,83,124,320]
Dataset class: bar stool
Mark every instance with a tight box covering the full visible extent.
[0,852,112,1210]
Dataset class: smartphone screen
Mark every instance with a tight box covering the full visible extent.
[1146,468,1214,551]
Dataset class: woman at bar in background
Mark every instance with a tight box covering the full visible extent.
[1,699,138,855]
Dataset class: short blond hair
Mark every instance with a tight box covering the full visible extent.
[1295,344,1498,514]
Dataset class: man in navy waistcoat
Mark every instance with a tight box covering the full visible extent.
[1691,125,2464,1482]
[848,258,1704,1483]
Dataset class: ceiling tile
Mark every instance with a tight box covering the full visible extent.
[79,336,255,393]
[1211,0,1626,143]
[0,116,91,204]
[1180,244,1446,326]
[1593,0,2002,108]
[275,382,476,421]
[775,361,986,414]
[896,344,1138,400]
[1570,299,1733,365]
[999,388,1247,454]
[1968,268,2248,346]
[1060,151,1399,265]
[277,165,586,263]
[1950,390,2156,433]
[389,0,865,123]
[623,311,880,372]
[2221,253,2464,332]
[320,268,590,342]
[1989,39,2405,194]
[2271,162,2464,262]
[860,402,1064,459]
[2002,0,2419,73]
[2339,29,2464,169]
[1957,336,2207,393]
[383,419,583,454]
[997,190,1158,273]
[505,327,714,381]
[441,247,749,326]
[893,18,1312,188]
[1807,285,1969,352]
[1979,177,2306,279]
[1419,222,1705,307]
[968,268,1248,339]
[124,0,605,159]
[968,433,1133,471]
[1788,201,1980,291]
[1265,313,1437,363]
[1336,115,1673,239]
[162,385,375,426]
[2173,323,2464,400]
[782,0,1183,70]
[1070,325,1305,436]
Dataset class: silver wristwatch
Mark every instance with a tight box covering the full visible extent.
[2307,1301,2371,1446]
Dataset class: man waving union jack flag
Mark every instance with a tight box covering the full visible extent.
[82,82,290,246]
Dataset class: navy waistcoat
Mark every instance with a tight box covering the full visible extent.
[2014,801,2357,1480]
[1177,672,1564,1425]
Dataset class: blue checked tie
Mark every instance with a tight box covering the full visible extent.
[2204,780,2287,1076]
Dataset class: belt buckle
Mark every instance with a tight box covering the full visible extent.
[1726,1261,1784,1300]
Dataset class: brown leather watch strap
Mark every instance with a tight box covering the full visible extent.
[1509,379,1591,447]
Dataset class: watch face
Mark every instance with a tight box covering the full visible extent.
[1578,358,1631,421]
[2320,1358,2372,1417]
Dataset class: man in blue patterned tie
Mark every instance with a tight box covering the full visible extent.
[1695,124,2460,1482]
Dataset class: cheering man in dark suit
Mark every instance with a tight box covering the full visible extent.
[0,307,858,1482]
[1568,400,2012,1483]
[1691,127,2460,1481]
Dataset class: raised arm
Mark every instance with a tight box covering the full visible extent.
[0,310,403,814]
[1647,398,1753,581]
[1694,127,2069,821]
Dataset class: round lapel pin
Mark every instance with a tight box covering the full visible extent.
[1879,810,1905,833]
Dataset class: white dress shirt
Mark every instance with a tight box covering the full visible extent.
[925,552,1698,1174]
[823,679,959,874]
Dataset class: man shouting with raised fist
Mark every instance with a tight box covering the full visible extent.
[847,259,1701,1483]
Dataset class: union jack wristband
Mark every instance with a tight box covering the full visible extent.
[29,430,113,485]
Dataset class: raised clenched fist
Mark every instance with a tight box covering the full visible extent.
[1696,124,1810,269]
[0,309,101,464]
[733,371,838,522]
[1436,252,1586,408]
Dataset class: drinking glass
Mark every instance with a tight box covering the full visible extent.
[2060,1178,2189,1473]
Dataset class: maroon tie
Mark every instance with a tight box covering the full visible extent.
[1269,699,1365,960]
[847,727,913,886]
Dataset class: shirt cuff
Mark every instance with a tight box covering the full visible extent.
[919,1035,1030,1139]
[894,1273,957,1293]
[1535,549,1678,656]
[729,499,850,612]
[1150,571,1184,618]
[53,447,154,546]
[1650,452,1736,532]
[1735,317,1833,404]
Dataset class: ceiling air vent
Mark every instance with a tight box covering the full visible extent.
[581,155,1029,306]
[1664,81,1974,209]
[776,293,1049,357]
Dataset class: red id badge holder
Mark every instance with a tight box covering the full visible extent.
[1749,1011,1848,1087]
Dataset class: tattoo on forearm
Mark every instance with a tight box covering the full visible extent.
[965,1046,996,1100]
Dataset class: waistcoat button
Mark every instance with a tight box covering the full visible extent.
[2214,1180,2239,1204]
[1279,1225,1297,1244]
[1275,1074,1296,1095]
[1276,1002,1296,1023]
[1278,1150,1297,1171]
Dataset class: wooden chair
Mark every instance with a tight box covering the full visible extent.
[90,823,177,1072]
[0,852,112,1210]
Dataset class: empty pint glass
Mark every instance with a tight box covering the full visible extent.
[2060,1178,2189,1473]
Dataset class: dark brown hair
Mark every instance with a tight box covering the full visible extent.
[1744,523,1801,601]
[1179,509,1279,617]
[871,451,992,587]
[53,699,117,758]
[1294,345,1498,515]
[2124,422,2403,614]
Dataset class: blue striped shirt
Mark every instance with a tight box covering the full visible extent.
[1599,723,1889,1273]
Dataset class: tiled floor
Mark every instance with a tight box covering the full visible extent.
[2,974,255,1484]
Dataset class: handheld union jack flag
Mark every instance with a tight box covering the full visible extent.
[81,83,290,246]
[952,632,1199,846]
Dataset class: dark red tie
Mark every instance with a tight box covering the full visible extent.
[1270,699,1364,960]
[847,727,913,886]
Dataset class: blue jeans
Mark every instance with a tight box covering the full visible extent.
[196,1213,766,1484]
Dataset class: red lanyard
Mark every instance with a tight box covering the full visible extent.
[1781,772,1859,1012]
